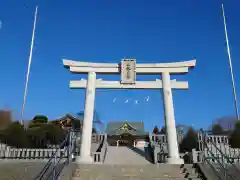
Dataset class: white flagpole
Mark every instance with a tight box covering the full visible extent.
[20,6,38,125]
[221,4,240,120]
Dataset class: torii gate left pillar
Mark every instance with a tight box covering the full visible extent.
[77,72,96,163]
[63,58,196,164]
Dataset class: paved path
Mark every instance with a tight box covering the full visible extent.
[104,146,152,165]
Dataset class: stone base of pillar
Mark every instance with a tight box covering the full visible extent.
[75,155,93,164]
[166,157,184,164]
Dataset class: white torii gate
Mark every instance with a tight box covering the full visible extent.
[63,58,196,164]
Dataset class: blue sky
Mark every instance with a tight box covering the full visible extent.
[0,0,240,131]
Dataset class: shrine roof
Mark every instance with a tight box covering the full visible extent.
[106,120,146,135]
[57,113,83,121]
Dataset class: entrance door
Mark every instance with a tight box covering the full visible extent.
[119,134,134,146]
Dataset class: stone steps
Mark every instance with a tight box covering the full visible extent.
[71,164,201,180]
[104,146,152,165]
[71,176,190,179]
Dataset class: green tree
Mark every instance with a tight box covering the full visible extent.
[27,115,65,148]
[235,120,240,129]
[153,126,159,134]
[26,115,49,148]
[3,121,30,148]
[229,120,240,148]
[211,124,223,135]
[29,115,48,126]
[179,127,198,153]
[27,124,48,148]
[45,123,65,145]
[1,115,67,148]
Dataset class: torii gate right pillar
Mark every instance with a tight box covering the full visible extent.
[162,72,183,164]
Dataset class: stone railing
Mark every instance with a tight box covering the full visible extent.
[0,143,68,160]
[149,133,184,164]
[150,132,240,165]
[92,134,108,164]
[92,133,105,143]
[148,141,165,164]
[70,133,106,157]
[197,132,240,164]
[71,133,107,164]
[92,152,101,163]
[100,134,108,163]
[192,147,240,164]
[191,138,240,180]
[149,133,184,144]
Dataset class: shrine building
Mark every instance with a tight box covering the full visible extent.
[105,120,149,147]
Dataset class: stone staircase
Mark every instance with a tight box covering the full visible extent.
[68,146,203,180]
[71,164,202,180]
[104,146,152,165]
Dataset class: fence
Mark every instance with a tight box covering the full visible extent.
[0,133,106,161]
[0,143,68,159]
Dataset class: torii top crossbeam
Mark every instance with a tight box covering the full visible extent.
[63,59,196,74]
[63,58,196,89]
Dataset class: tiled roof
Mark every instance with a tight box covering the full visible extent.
[68,112,84,120]
[106,120,145,135]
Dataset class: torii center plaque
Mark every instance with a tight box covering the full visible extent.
[121,59,136,84]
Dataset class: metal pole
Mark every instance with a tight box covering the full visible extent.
[53,153,56,178]
[68,130,72,164]
[20,6,38,125]
[221,4,240,120]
